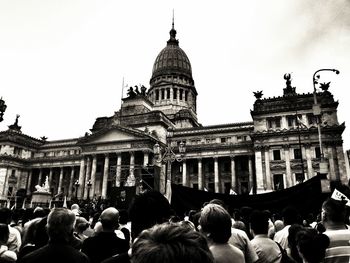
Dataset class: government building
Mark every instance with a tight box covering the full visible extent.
[0,22,348,204]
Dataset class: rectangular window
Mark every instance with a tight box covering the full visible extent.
[307,114,316,125]
[273,150,281,160]
[273,174,284,190]
[275,117,281,128]
[295,173,304,184]
[11,169,16,177]
[221,137,227,143]
[267,119,273,129]
[155,90,159,100]
[161,89,165,100]
[185,91,188,101]
[180,89,183,100]
[173,88,177,99]
[287,116,295,127]
[294,148,302,159]
[315,147,321,158]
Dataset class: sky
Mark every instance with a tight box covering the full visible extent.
[0,0,350,148]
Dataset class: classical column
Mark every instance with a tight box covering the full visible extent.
[264,147,272,190]
[3,169,10,198]
[230,156,236,192]
[327,146,337,181]
[26,169,32,195]
[90,155,97,198]
[143,151,149,167]
[58,167,64,195]
[102,154,109,199]
[182,160,187,186]
[336,145,347,184]
[48,168,53,190]
[126,152,135,186]
[84,156,92,199]
[254,147,264,192]
[116,153,122,187]
[77,157,86,198]
[248,156,254,193]
[305,146,313,180]
[198,158,203,190]
[38,168,43,186]
[284,146,292,187]
[214,157,220,193]
[68,167,75,199]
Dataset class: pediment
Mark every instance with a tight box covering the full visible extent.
[81,126,150,144]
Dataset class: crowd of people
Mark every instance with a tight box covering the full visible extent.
[0,190,349,263]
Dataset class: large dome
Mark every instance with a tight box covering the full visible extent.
[151,26,193,82]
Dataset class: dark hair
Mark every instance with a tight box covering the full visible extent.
[282,206,298,225]
[132,223,213,263]
[296,228,330,263]
[288,224,304,263]
[0,223,9,244]
[250,210,269,235]
[200,204,232,243]
[322,198,346,224]
[129,190,171,240]
[118,209,129,225]
[0,208,12,224]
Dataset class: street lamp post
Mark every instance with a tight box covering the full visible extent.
[74,180,80,200]
[86,179,92,201]
[153,128,186,194]
[0,97,7,122]
[312,68,340,176]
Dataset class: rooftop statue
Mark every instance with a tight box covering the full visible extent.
[253,90,263,100]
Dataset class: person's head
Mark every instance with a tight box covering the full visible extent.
[132,223,214,263]
[46,208,76,243]
[33,206,45,218]
[0,208,12,224]
[129,190,171,240]
[288,224,304,262]
[322,198,347,226]
[199,204,232,244]
[250,210,269,235]
[100,207,119,231]
[75,216,89,233]
[282,206,299,225]
[274,220,284,232]
[296,228,330,263]
[0,223,9,245]
[118,209,129,225]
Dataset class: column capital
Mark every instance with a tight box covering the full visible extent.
[230,155,236,160]
[197,157,202,162]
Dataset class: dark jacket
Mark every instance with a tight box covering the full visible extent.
[82,232,129,263]
[18,242,89,263]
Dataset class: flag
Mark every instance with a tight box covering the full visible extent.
[164,180,172,204]
[229,189,237,195]
[331,189,350,206]
[62,196,67,208]
[297,116,308,128]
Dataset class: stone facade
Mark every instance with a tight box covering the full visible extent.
[0,24,348,202]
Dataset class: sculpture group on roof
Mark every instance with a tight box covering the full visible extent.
[127,85,147,98]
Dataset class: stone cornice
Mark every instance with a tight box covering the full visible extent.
[173,122,254,136]
[251,91,338,116]
[0,130,44,148]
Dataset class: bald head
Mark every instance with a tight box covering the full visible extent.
[100,207,119,231]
